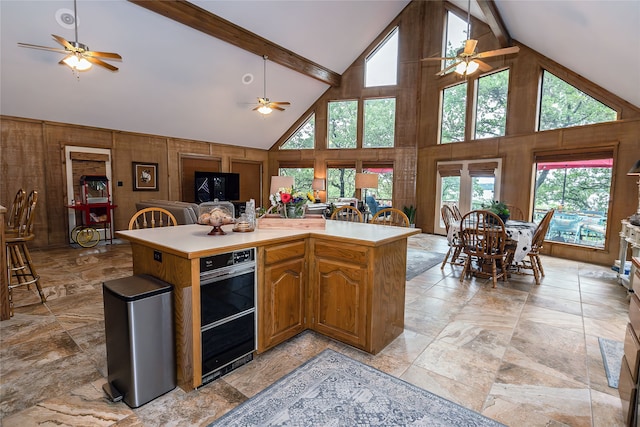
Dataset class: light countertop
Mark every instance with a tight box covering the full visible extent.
[116,221,420,259]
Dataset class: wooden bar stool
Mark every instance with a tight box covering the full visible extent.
[6,190,46,315]
[6,188,26,231]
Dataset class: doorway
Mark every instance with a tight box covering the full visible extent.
[64,146,113,243]
[434,158,502,235]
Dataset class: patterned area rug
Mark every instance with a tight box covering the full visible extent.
[406,249,446,280]
[209,349,505,426]
[599,337,624,388]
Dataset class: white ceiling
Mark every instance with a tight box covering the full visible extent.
[1,1,638,151]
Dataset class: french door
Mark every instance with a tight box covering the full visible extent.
[434,159,502,235]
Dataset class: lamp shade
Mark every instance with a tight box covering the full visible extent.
[312,178,325,191]
[270,175,294,195]
[628,160,640,176]
[355,173,378,189]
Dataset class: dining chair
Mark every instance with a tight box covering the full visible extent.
[6,190,46,315]
[128,207,178,230]
[505,204,525,221]
[371,208,410,227]
[515,209,555,285]
[440,205,465,269]
[452,204,463,221]
[6,188,26,231]
[330,205,363,222]
[459,210,509,288]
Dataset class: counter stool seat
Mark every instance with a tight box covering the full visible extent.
[5,190,45,316]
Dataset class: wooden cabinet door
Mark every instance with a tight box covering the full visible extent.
[259,240,307,352]
[313,259,367,348]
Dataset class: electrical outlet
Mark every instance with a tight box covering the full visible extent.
[153,250,162,262]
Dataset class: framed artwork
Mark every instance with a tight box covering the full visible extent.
[132,162,158,191]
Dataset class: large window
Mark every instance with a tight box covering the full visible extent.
[363,98,396,148]
[440,82,467,143]
[475,69,509,139]
[327,165,356,201]
[363,164,393,207]
[443,11,468,74]
[365,27,398,87]
[278,167,314,192]
[533,154,613,248]
[538,71,617,131]
[328,100,357,149]
[280,114,315,150]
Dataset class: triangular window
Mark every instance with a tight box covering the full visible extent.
[538,71,617,131]
[280,114,315,150]
[365,27,398,87]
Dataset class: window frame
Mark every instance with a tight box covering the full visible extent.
[364,26,399,88]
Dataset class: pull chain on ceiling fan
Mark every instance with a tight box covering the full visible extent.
[17,0,122,76]
[421,0,519,77]
[253,55,290,115]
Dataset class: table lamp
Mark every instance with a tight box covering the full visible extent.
[355,173,378,211]
[312,178,325,202]
[270,175,294,196]
[628,159,640,226]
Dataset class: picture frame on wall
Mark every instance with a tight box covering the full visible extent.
[132,162,158,191]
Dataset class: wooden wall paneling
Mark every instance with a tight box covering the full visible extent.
[231,160,262,203]
[112,133,169,231]
[1,119,48,246]
[181,156,221,203]
[169,138,215,201]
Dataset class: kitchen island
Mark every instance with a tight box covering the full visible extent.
[116,221,420,390]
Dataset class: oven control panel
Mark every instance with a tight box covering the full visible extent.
[200,248,255,273]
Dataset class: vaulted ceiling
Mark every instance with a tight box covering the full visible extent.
[1,1,638,150]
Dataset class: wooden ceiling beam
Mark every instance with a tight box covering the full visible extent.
[128,0,341,87]
[476,0,511,47]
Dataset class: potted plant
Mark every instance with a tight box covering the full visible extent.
[403,205,417,227]
[483,200,510,223]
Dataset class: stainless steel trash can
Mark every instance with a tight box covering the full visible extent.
[102,274,175,408]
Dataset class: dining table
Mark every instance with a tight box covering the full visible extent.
[448,219,538,263]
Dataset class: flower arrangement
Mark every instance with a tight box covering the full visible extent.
[270,187,315,218]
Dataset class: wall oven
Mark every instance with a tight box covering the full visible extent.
[200,247,256,385]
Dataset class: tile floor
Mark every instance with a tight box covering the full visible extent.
[0,234,629,426]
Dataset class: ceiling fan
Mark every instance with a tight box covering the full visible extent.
[17,0,121,73]
[422,0,519,77]
[253,55,290,115]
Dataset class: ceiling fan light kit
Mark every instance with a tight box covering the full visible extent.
[17,0,121,76]
[253,55,290,115]
[421,0,519,78]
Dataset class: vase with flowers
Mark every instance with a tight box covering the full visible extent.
[270,187,314,218]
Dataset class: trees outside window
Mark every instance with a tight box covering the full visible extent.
[278,167,314,193]
[539,71,617,131]
[475,70,509,139]
[281,114,315,150]
[444,11,468,74]
[328,101,357,149]
[363,98,396,148]
[365,27,398,87]
[327,166,356,201]
[440,82,467,143]
[534,157,613,248]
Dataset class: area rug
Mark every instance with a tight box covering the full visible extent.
[406,249,446,280]
[209,349,505,426]
[599,337,624,388]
